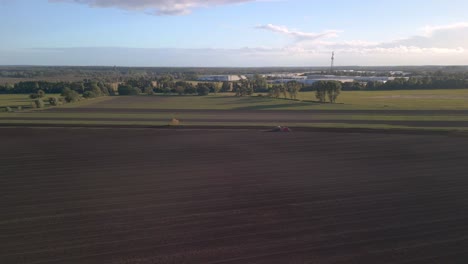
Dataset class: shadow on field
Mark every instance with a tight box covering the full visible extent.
[234,102,313,110]
[205,96,236,99]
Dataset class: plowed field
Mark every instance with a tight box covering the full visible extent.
[2,128,468,263]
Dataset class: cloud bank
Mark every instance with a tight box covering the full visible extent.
[2,22,467,66]
[257,22,468,57]
[256,24,339,41]
[49,0,256,15]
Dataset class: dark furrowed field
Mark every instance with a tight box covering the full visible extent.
[2,128,468,263]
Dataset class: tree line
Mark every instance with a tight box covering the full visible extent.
[338,76,468,91]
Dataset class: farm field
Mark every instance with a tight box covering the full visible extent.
[61,89,468,111]
[2,91,468,130]
[2,128,468,263]
[0,94,63,110]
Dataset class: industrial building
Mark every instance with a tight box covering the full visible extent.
[198,75,247,82]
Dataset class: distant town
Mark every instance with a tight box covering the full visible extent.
[198,70,411,85]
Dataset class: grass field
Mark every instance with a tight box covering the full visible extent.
[57,90,468,111]
[0,94,64,110]
[2,89,468,111]
[297,89,468,110]
[0,94,35,108]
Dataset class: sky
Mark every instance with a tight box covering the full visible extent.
[1,0,468,66]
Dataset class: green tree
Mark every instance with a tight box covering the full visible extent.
[70,82,85,93]
[252,74,268,92]
[326,81,342,103]
[234,80,253,97]
[144,86,154,95]
[175,86,185,95]
[196,83,210,96]
[268,85,282,98]
[98,82,110,96]
[48,97,60,106]
[61,87,81,102]
[314,81,328,103]
[313,81,341,103]
[184,84,197,94]
[83,91,97,98]
[286,81,301,99]
[118,84,138,96]
[34,98,45,108]
[158,75,175,89]
[37,89,46,98]
[212,83,221,94]
[90,82,102,96]
[221,81,232,92]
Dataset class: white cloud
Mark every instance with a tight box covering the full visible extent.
[423,22,468,37]
[257,21,468,60]
[256,24,340,41]
[49,0,257,15]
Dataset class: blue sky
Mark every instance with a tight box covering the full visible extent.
[1,0,468,66]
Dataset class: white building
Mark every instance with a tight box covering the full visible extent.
[198,75,246,82]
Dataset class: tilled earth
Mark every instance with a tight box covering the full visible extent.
[2,128,468,263]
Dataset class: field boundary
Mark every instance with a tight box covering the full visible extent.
[1,123,467,136]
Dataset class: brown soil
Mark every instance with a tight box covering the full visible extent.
[2,128,468,263]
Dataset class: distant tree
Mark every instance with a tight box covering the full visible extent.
[285,81,301,99]
[342,82,365,91]
[37,89,46,98]
[158,75,175,89]
[70,82,85,93]
[144,86,154,95]
[48,97,60,106]
[221,81,232,92]
[98,82,110,96]
[268,85,282,98]
[313,81,341,103]
[184,84,197,94]
[134,87,142,94]
[61,87,72,97]
[175,86,185,95]
[89,82,102,97]
[212,83,221,94]
[366,81,382,90]
[183,72,199,81]
[326,81,341,103]
[60,87,81,103]
[104,83,116,95]
[162,87,172,95]
[196,83,210,96]
[34,98,45,108]
[234,80,253,97]
[252,74,268,92]
[118,84,138,96]
[83,91,97,98]
[314,81,328,103]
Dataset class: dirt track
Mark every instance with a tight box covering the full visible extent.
[3,116,468,127]
[2,128,468,263]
